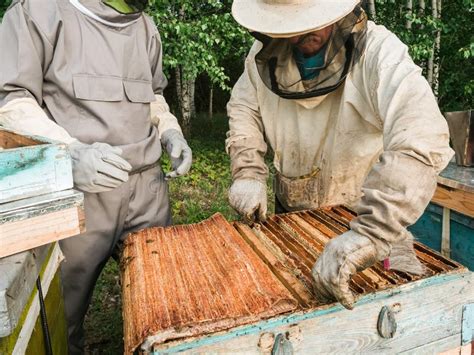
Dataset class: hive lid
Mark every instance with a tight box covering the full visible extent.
[121,213,298,354]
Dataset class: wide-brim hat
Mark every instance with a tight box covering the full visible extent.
[232,0,360,38]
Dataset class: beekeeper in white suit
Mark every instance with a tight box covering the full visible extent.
[0,0,191,353]
[227,0,453,309]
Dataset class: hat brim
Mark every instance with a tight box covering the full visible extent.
[232,0,360,37]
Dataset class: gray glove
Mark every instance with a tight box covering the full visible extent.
[229,179,267,224]
[312,230,425,310]
[161,129,192,179]
[389,232,425,275]
[312,230,378,310]
[69,142,132,193]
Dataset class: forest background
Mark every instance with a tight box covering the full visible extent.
[0,0,473,353]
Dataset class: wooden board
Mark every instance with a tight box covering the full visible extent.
[433,184,474,218]
[122,208,471,354]
[155,274,473,354]
[121,214,298,354]
[409,203,474,270]
[0,243,67,354]
[0,128,73,204]
[0,190,84,258]
[0,246,50,337]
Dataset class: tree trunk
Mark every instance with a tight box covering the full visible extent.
[175,66,195,137]
[433,0,442,99]
[427,0,437,88]
[418,0,426,25]
[418,0,426,73]
[406,0,413,29]
[190,78,196,119]
[366,0,377,21]
[428,0,442,100]
[175,67,183,115]
[209,84,214,119]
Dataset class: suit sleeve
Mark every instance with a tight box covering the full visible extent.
[0,1,75,143]
[147,22,183,137]
[350,30,454,258]
[226,42,269,183]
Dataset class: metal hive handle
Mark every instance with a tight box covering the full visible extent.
[272,333,294,355]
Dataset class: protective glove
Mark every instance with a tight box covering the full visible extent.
[388,233,425,275]
[161,129,192,179]
[69,142,132,193]
[311,230,378,310]
[229,179,267,224]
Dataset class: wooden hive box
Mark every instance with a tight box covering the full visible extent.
[121,208,474,354]
[0,243,67,354]
[0,128,73,204]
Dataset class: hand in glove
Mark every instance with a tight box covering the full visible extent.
[311,230,378,310]
[69,142,132,193]
[161,129,192,179]
[229,179,267,224]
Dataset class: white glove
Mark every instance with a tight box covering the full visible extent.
[312,230,378,309]
[69,142,132,193]
[229,179,267,224]
[161,129,192,179]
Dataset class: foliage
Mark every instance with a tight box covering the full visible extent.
[84,261,123,354]
[148,0,252,91]
[369,0,473,111]
[0,0,11,18]
[437,0,474,110]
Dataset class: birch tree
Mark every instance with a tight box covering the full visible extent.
[149,0,251,136]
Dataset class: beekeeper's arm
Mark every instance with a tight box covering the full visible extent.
[0,2,75,143]
[312,30,454,309]
[146,22,192,178]
[226,42,269,223]
[0,2,131,192]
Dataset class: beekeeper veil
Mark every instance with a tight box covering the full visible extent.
[232,0,368,99]
[102,0,148,14]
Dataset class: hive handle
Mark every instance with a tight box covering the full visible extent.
[377,305,398,339]
[272,333,294,355]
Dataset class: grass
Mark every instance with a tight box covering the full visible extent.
[84,114,275,353]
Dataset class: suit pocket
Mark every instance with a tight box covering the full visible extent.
[72,74,124,102]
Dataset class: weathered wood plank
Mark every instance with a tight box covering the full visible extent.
[0,246,50,337]
[433,185,474,218]
[437,162,474,194]
[0,244,64,354]
[401,334,462,354]
[0,190,83,223]
[0,190,84,259]
[0,128,73,204]
[234,223,315,308]
[0,130,41,149]
[410,203,474,270]
[463,304,474,345]
[122,214,298,354]
[0,207,84,259]
[155,273,474,354]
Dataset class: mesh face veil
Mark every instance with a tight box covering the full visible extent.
[102,0,148,14]
[252,5,368,99]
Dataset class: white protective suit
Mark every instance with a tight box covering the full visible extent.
[226,21,454,258]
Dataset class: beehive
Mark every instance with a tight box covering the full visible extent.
[122,208,473,354]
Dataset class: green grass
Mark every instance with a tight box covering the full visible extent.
[84,114,274,353]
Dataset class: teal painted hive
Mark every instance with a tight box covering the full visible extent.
[0,128,73,204]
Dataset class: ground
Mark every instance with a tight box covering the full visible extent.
[84,114,275,354]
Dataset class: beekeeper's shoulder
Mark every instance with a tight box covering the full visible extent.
[9,0,62,44]
[364,21,412,71]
